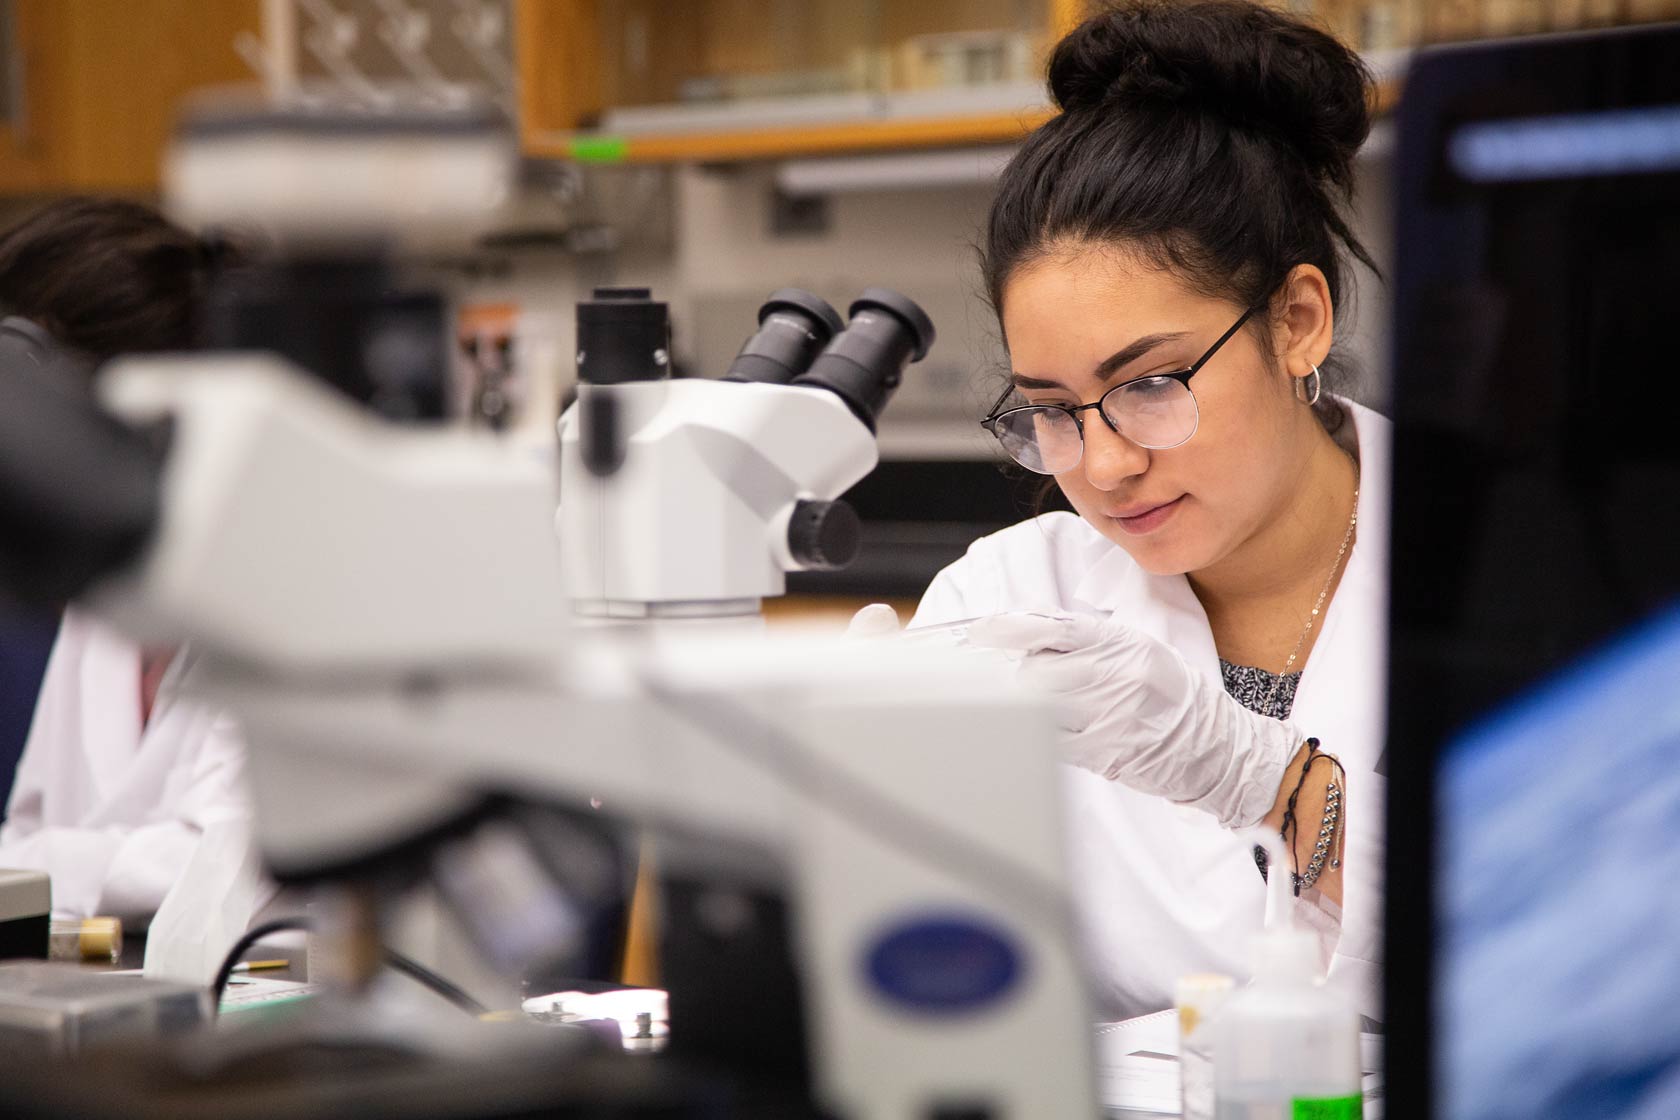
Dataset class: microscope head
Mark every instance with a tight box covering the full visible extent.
[557,286,936,620]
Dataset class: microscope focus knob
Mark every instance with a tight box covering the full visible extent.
[787,499,861,571]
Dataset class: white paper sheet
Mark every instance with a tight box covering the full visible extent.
[143,817,275,985]
[1098,1009,1182,1115]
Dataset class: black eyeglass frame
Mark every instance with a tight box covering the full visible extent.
[980,303,1263,462]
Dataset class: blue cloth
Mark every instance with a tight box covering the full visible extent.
[0,608,57,817]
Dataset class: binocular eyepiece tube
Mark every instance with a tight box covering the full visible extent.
[726,286,935,432]
[723,289,846,386]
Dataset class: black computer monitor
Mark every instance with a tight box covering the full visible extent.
[1385,22,1680,1119]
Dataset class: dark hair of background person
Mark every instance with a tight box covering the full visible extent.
[984,0,1378,417]
[0,196,224,816]
[0,196,221,364]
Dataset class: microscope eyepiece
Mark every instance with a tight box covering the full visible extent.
[792,287,934,433]
[576,287,671,385]
[575,287,671,480]
[723,289,844,385]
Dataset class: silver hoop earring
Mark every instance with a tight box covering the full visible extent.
[1296,364,1323,406]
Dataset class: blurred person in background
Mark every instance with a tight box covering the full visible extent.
[856,0,1386,1021]
[0,196,251,924]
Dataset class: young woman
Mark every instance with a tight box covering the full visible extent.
[860,0,1385,1021]
[0,197,251,924]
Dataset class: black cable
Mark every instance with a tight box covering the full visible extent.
[210,916,313,1011]
[381,948,490,1016]
[209,915,487,1018]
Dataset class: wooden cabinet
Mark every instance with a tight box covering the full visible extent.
[0,0,261,196]
[517,0,1086,163]
[516,0,1675,165]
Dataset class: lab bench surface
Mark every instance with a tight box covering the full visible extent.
[79,933,306,984]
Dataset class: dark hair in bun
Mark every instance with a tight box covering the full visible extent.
[986,0,1377,381]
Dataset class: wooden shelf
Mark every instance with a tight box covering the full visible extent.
[525,107,1055,164]
[525,86,1404,165]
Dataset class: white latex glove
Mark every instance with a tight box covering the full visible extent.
[966,611,1299,830]
[845,602,902,638]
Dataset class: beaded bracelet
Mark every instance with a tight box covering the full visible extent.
[1278,738,1347,896]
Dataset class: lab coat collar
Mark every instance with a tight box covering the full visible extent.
[1294,400,1390,738]
[1068,398,1391,680]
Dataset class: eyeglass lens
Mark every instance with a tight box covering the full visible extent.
[990,375,1199,474]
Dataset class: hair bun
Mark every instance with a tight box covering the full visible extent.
[1047,0,1373,192]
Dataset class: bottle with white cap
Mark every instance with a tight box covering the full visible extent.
[1212,833,1362,1119]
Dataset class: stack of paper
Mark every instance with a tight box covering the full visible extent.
[1096,1010,1385,1119]
[1097,1009,1182,1116]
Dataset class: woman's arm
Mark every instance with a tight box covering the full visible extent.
[0,712,251,922]
[1260,738,1385,1018]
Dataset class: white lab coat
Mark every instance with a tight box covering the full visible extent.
[913,400,1387,1022]
[0,609,252,924]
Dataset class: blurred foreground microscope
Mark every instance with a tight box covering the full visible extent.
[0,97,1096,1119]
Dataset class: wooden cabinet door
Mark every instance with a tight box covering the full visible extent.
[0,0,261,196]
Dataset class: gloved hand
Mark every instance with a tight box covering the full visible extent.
[845,602,902,638]
[966,611,1299,830]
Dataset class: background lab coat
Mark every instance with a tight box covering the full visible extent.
[0,608,252,923]
[913,400,1388,1022]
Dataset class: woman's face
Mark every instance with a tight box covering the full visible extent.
[999,246,1307,576]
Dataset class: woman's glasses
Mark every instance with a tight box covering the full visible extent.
[980,306,1259,475]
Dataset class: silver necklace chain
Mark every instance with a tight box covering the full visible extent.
[1260,467,1361,719]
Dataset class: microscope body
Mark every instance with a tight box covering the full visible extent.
[558,377,875,617]
[557,285,931,624]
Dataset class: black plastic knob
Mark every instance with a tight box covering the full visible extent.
[787,499,861,571]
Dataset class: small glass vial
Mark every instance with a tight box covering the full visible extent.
[48,917,122,964]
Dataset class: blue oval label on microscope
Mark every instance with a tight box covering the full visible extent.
[863,914,1023,1014]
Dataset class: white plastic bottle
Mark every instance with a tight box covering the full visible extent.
[1212,835,1362,1120]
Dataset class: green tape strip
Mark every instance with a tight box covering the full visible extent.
[568,134,629,163]
[1293,1094,1363,1119]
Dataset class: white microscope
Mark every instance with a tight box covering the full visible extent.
[560,283,931,623]
[0,97,1099,1119]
